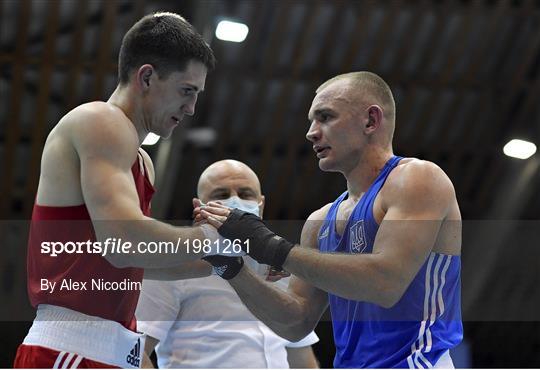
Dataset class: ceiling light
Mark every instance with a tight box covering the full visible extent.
[142,133,160,146]
[215,20,249,43]
[503,139,537,159]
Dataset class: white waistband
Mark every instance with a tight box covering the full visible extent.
[23,304,145,368]
[434,350,454,369]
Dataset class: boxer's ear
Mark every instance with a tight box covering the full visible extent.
[258,195,265,218]
[136,64,154,91]
[365,105,383,135]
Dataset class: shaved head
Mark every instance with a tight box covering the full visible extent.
[317,71,395,121]
[197,159,263,204]
[317,71,396,146]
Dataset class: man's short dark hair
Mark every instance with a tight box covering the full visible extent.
[118,12,216,85]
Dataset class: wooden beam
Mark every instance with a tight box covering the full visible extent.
[365,0,402,71]
[408,89,444,153]
[259,1,322,218]
[394,85,419,144]
[22,1,137,47]
[22,0,61,216]
[484,0,538,146]
[475,155,505,216]
[339,0,375,72]
[460,153,488,205]
[462,0,508,83]
[231,2,293,165]
[289,158,318,219]
[461,91,493,150]
[389,0,429,81]
[0,54,119,72]
[438,0,483,85]
[93,0,118,100]
[209,1,270,162]
[413,0,452,78]
[506,6,540,93]
[514,73,540,134]
[0,0,31,219]
[270,80,319,219]
[490,0,535,84]
[176,62,495,90]
[288,1,350,219]
[64,0,89,110]
[437,92,468,150]
[314,0,347,72]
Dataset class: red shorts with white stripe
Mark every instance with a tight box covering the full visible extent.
[14,344,119,369]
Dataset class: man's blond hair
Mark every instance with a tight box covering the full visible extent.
[317,71,395,122]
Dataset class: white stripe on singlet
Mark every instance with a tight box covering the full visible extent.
[407,254,434,368]
[61,353,76,369]
[425,255,445,356]
[408,253,444,368]
[52,351,66,369]
[70,355,84,369]
[407,254,453,368]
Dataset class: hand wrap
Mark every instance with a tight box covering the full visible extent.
[218,209,296,269]
[199,224,245,257]
[202,255,244,280]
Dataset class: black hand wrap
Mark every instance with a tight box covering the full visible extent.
[218,209,296,269]
[202,255,244,280]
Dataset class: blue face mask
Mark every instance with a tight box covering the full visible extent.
[218,196,261,216]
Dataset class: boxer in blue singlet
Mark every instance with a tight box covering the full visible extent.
[317,155,462,368]
[198,71,463,368]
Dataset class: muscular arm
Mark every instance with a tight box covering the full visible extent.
[283,161,456,307]
[71,105,209,268]
[228,208,329,342]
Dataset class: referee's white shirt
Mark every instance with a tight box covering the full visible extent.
[136,260,319,368]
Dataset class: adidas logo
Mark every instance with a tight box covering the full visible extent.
[319,226,329,240]
[126,338,141,367]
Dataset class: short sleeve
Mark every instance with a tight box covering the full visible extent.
[285,330,319,348]
[136,279,181,342]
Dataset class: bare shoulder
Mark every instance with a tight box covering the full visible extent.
[307,203,332,222]
[387,158,455,196]
[67,102,139,166]
[381,158,456,217]
[300,203,332,249]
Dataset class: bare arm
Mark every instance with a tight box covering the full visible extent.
[71,106,209,268]
[202,161,456,308]
[287,346,319,368]
[228,208,329,342]
[283,161,455,307]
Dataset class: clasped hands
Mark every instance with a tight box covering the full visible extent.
[192,199,295,281]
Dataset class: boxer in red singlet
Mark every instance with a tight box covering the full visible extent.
[14,12,218,368]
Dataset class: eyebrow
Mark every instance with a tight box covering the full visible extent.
[182,83,204,93]
[308,108,333,120]
[237,187,257,195]
[209,187,229,195]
